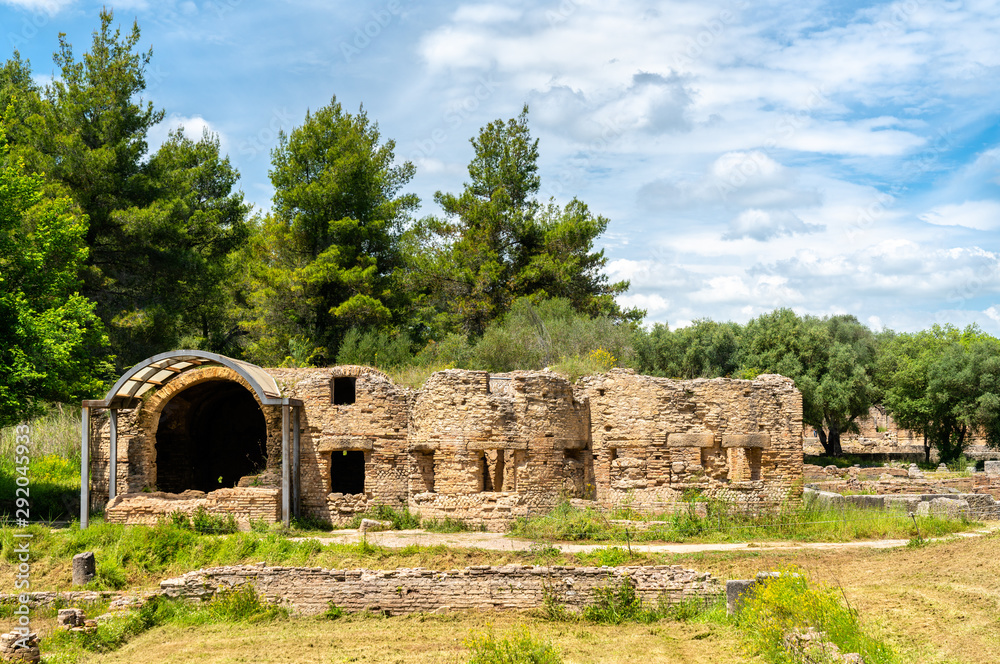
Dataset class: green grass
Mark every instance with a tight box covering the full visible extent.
[465,626,563,664]
[736,570,898,664]
[0,407,82,521]
[44,586,288,662]
[347,503,422,530]
[508,498,980,544]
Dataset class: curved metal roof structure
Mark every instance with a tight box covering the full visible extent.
[90,350,288,409]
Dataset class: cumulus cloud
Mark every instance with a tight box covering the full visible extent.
[723,209,823,241]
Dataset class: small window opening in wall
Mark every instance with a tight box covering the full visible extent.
[330,450,365,494]
[480,453,493,491]
[415,451,435,492]
[748,448,762,481]
[479,451,504,492]
[332,377,356,405]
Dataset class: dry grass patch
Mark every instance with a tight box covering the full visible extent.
[671,529,1000,664]
[82,611,748,664]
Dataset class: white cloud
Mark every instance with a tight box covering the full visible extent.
[919,200,1000,231]
[723,209,823,241]
[1,0,73,14]
[148,115,229,155]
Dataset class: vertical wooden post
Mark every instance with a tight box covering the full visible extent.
[80,406,90,529]
[281,403,290,527]
[109,409,118,501]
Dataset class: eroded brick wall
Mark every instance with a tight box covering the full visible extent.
[91,364,803,528]
[582,370,803,511]
[160,564,721,615]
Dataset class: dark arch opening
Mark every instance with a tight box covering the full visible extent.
[154,380,267,493]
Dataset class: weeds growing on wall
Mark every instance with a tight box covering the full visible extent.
[347,504,422,530]
[552,577,716,625]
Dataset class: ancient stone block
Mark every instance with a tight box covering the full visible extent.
[726,579,757,616]
[57,609,85,629]
[72,552,95,586]
[666,433,716,448]
[721,434,771,449]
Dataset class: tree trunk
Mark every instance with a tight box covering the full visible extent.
[828,421,844,457]
[817,428,834,456]
[816,425,843,457]
[923,431,930,465]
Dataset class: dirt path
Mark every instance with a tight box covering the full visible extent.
[291,523,1000,554]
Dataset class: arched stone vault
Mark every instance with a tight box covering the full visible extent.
[81,350,303,528]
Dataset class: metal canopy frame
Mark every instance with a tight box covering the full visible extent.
[80,350,303,529]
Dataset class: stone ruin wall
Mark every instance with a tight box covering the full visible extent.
[405,370,592,529]
[266,366,411,524]
[91,365,804,529]
[582,371,803,512]
[159,563,721,616]
[803,406,1000,462]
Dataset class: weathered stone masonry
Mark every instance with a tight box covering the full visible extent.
[158,564,721,616]
[90,357,803,529]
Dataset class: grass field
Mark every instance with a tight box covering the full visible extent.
[4,524,996,663]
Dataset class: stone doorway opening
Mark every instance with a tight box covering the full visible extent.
[154,380,268,493]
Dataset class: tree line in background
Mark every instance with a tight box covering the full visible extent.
[1,11,998,463]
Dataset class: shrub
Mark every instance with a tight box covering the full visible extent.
[201,584,288,623]
[348,503,421,530]
[465,626,562,664]
[737,570,898,664]
[471,298,633,373]
[190,506,239,535]
[336,328,414,369]
[582,578,656,624]
[323,602,345,620]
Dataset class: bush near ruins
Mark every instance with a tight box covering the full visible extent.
[736,570,898,664]
[464,626,563,664]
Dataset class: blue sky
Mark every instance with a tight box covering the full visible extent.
[3,0,999,333]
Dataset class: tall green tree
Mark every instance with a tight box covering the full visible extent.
[0,116,111,427]
[409,106,636,336]
[3,10,251,368]
[880,325,1000,462]
[738,309,879,456]
[631,319,742,378]
[241,97,418,366]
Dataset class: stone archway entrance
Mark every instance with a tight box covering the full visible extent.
[153,380,268,493]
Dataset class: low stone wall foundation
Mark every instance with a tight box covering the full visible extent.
[160,564,722,615]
